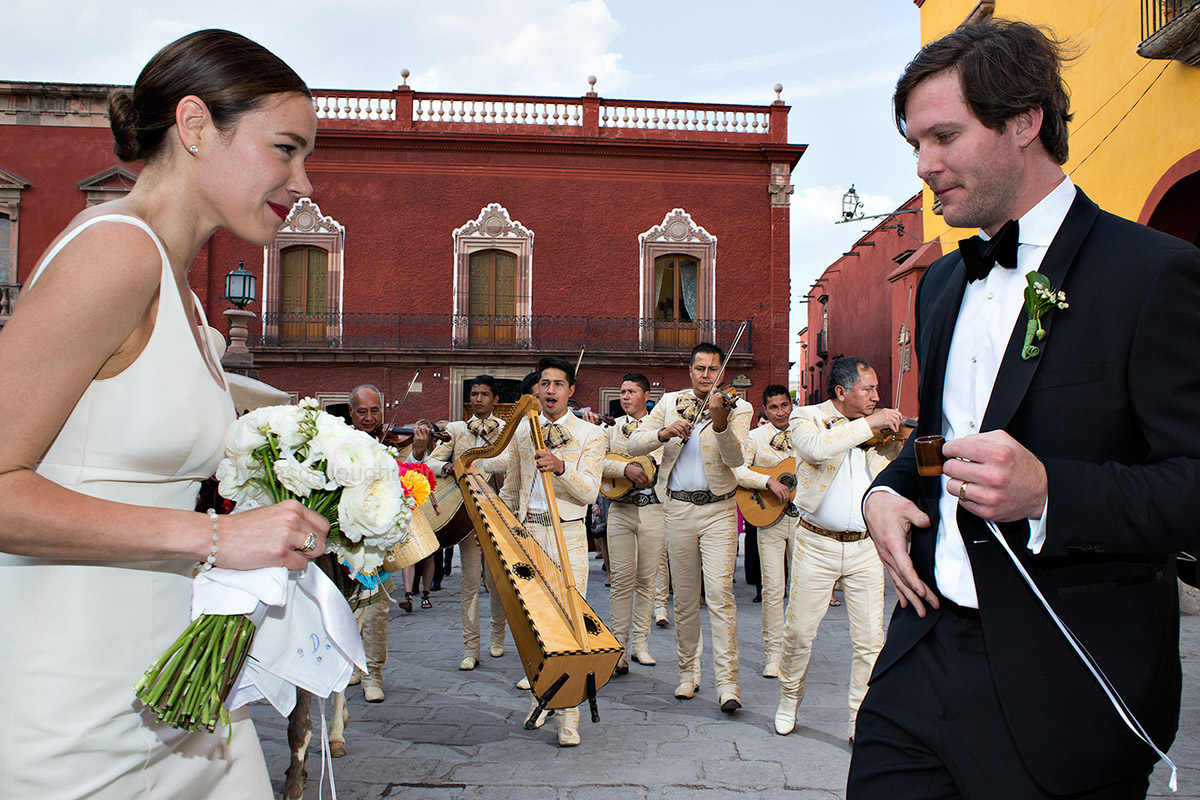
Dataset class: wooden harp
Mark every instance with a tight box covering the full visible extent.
[453,395,622,721]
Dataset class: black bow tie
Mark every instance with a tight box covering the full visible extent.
[959,219,1020,283]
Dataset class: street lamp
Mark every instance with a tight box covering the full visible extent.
[842,185,863,221]
[221,260,257,373]
[224,260,257,309]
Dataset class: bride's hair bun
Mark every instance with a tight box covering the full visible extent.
[107,89,142,162]
[107,29,310,164]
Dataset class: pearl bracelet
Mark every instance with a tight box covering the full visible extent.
[201,508,220,572]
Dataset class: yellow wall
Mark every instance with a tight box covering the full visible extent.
[916,0,1200,248]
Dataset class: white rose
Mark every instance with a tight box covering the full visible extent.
[266,406,309,451]
[325,430,386,488]
[338,472,406,544]
[215,453,270,506]
[273,451,330,499]
[328,537,384,575]
[226,417,269,458]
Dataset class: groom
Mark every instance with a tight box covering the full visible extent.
[849,19,1200,799]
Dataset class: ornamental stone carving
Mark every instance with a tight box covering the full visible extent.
[641,208,715,246]
[282,199,344,235]
[453,203,533,242]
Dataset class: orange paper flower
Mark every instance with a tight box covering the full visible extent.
[400,470,432,506]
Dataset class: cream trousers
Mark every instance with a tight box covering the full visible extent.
[525,517,589,733]
[458,535,508,659]
[777,527,885,739]
[607,501,666,662]
[664,497,740,696]
[758,515,797,663]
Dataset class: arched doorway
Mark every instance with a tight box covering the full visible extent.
[1139,150,1200,247]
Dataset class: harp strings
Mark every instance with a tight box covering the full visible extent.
[464,470,573,627]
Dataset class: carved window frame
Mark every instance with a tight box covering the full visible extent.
[638,209,717,348]
[0,168,30,286]
[263,199,345,344]
[76,166,138,207]
[452,204,533,347]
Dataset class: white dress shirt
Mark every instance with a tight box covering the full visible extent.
[668,425,708,492]
[802,410,873,533]
[527,413,562,514]
[934,175,1074,607]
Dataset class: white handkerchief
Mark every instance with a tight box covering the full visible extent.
[192,563,368,716]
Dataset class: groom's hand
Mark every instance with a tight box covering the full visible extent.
[943,431,1048,522]
[864,490,937,617]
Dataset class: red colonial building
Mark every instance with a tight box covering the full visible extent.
[797,193,938,418]
[1,79,804,420]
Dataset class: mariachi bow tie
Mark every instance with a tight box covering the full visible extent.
[958,218,1019,283]
[769,429,792,452]
[467,417,499,442]
[542,422,571,450]
[676,394,706,424]
[621,418,641,438]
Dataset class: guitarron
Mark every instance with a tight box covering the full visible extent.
[454,396,623,723]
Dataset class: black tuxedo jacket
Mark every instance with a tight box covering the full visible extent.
[871,188,1200,795]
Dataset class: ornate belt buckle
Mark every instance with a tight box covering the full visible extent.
[693,491,710,505]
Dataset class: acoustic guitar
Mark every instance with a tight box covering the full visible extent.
[600,453,658,500]
[735,458,797,528]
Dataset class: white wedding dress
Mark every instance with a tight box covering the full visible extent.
[0,215,272,798]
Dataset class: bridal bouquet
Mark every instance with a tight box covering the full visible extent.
[135,398,430,733]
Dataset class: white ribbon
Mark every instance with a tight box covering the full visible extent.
[191,563,368,715]
[985,520,1178,793]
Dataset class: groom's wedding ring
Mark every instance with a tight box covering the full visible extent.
[300,531,318,553]
[959,482,969,502]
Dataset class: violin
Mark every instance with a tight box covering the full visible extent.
[572,409,615,427]
[863,416,918,448]
[378,420,451,449]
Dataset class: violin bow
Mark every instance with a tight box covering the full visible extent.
[693,319,749,433]
[380,368,421,441]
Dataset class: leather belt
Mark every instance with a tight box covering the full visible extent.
[667,488,736,505]
[783,504,800,519]
[613,493,659,507]
[798,516,868,542]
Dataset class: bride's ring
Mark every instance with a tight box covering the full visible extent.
[959,482,969,502]
[300,532,318,553]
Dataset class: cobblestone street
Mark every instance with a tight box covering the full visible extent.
[252,546,1200,799]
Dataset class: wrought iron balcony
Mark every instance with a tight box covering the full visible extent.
[254,311,749,356]
[816,329,829,359]
[0,283,18,326]
[1139,0,1200,65]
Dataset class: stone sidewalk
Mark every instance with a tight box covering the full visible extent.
[252,546,1200,799]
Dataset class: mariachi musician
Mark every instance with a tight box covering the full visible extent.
[499,356,605,748]
[412,374,510,672]
[599,372,666,675]
[626,342,753,714]
[772,357,901,743]
[346,383,429,702]
[732,384,799,680]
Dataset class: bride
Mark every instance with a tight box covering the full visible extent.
[0,30,331,798]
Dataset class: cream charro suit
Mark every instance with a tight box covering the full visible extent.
[779,399,892,739]
[627,391,752,699]
[500,411,605,737]
[422,417,509,662]
[602,414,666,667]
[732,422,798,669]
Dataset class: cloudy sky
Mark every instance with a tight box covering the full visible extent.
[3,0,923,378]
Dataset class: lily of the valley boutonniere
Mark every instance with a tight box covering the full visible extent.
[1021,272,1069,360]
